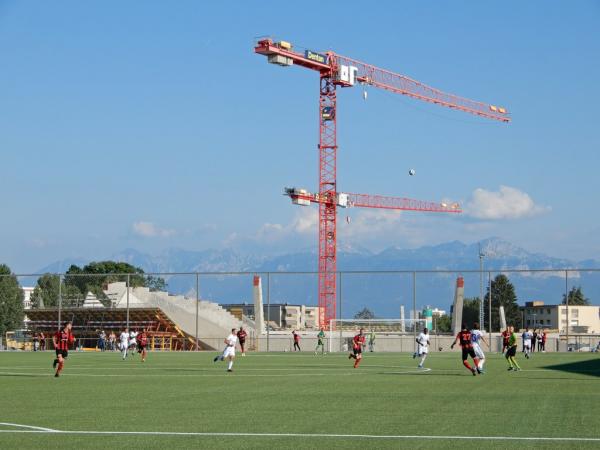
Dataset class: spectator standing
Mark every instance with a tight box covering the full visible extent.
[108,331,116,351]
[531,330,538,353]
[541,331,547,352]
[98,330,107,351]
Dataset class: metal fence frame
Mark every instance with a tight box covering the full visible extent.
[3,268,600,352]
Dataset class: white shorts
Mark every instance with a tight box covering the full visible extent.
[223,346,235,358]
[473,343,485,359]
[418,345,428,355]
[120,342,128,350]
[524,340,531,349]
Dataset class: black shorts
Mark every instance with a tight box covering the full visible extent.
[506,346,517,357]
[239,340,245,346]
[461,347,476,360]
[55,349,68,359]
[353,346,362,356]
[137,344,146,353]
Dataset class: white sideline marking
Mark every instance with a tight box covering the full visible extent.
[0,428,598,442]
[0,422,57,432]
[0,371,371,378]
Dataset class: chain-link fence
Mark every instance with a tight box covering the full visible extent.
[1,269,599,352]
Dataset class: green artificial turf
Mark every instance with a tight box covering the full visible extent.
[0,350,599,449]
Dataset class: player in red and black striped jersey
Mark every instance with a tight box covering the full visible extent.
[348,329,366,368]
[52,322,75,378]
[136,329,148,363]
[450,323,482,376]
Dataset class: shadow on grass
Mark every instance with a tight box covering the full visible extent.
[544,357,600,378]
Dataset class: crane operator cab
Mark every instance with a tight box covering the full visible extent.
[321,106,335,121]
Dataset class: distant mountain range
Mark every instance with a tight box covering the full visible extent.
[32,237,600,318]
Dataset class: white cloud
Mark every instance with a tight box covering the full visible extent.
[465,186,550,220]
[132,221,176,238]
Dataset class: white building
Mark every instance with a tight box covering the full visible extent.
[22,287,35,310]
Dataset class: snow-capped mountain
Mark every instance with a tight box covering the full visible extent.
[30,238,599,317]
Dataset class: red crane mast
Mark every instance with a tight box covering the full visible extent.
[255,38,509,327]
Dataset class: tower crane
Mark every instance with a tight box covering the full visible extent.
[254,38,510,327]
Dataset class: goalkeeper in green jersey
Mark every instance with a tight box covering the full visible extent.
[315,328,326,355]
[505,326,522,371]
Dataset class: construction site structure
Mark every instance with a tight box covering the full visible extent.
[255,38,510,326]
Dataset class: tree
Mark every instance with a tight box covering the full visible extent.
[435,314,452,333]
[484,274,521,331]
[146,275,168,292]
[30,274,82,308]
[0,264,25,337]
[562,286,590,306]
[462,297,481,327]
[354,307,375,320]
[64,261,167,306]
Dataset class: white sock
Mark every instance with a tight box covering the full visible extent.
[228,360,233,370]
[479,359,485,369]
[419,355,427,366]
[122,349,127,359]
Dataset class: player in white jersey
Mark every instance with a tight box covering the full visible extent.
[128,330,138,355]
[213,328,238,372]
[414,328,430,368]
[522,328,533,359]
[471,322,488,371]
[119,328,130,360]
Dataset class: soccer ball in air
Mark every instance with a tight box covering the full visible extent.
[408,169,416,176]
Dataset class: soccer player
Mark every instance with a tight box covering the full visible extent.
[505,326,522,371]
[136,328,148,362]
[315,328,326,355]
[522,327,533,359]
[129,329,138,355]
[471,322,488,371]
[415,328,430,368]
[237,327,248,356]
[119,328,129,360]
[215,328,237,372]
[292,330,301,352]
[501,328,510,354]
[52,322,75,378]
[450,324,481,376]
[348,328,366,368]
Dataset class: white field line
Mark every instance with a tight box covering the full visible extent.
[0,422,57,432]
[0,364,434,371]
[0,427,598,442]
[0,369,429,378]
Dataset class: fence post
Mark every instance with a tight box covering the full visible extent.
[266,272,270,352]
[565,270,569,349]
[488,271,492,352]
[338,271,343,353]
[413,271,417,354]
[126,274,130,330]
[58,274,62,330]
[195,273,199,351]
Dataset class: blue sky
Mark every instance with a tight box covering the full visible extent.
[1,1,599,272]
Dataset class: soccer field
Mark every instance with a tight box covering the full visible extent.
[0,351,599,449]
